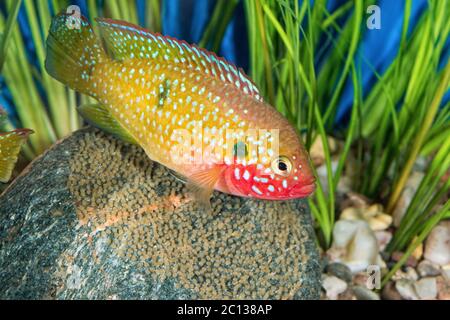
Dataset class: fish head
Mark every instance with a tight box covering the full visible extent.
[223,129,316,200]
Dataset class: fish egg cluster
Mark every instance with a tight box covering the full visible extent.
[67,129,315,299]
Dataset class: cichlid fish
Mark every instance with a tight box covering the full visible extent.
[0,108,33,183]
[45,13,315,205]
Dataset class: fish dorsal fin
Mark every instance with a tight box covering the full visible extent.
[77,104,137,144]
[0,129,33,183]
[95,18,263,102]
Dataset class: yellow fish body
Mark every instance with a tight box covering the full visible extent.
[45,13,315,204]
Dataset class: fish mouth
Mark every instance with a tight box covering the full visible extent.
[288,182,316,198]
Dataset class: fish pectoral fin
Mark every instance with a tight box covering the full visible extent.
[77,104,137,144]
[0,129,33,183]
[168,169,188,184]
[186,166,225,212]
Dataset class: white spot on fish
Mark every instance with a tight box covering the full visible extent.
[234,168,240,180]
[243,170,250,181]
[251,185,263,195]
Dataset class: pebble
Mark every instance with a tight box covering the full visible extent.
[417,260,441,277]
[352,285,380,300]
[391,251,418,268]
[338,288,356,300]
[337,176,352,195]
[414,277,437,300]
[316,161,338,196]
[310,136,338,166]
[340,192,369,209]
[412,242,424,260]
[326,262,353,283]
[320,255,330,273]
[395,279,419,300]
[392,171,424,227]
[340,204,392,231]
[375,230,392,251]
[328,220,379,273]
[424,221,450,266]
[392,267,419,281]
[441,265,450,280]
[353,272,370,287]
[436,276,450,300]
[322,274,348,300]
[381,281,403,300]
[413,156,428,172]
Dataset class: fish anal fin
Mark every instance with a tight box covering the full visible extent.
[186,182,213,212]
[77,104,137,144]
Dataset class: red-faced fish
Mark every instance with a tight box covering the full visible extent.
[45,13,315,205]
[0,108,33,183]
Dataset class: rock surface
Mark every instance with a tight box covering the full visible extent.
[327,219,380,273]
[322,275,347,300]
[395,279,419,300]
[424,221,450,266]
[0,127,320,300]
[414,277,437,300]
[325,262,353,283]
[352,285,380,300]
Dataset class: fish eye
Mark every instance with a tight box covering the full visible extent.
[272,156,292,176]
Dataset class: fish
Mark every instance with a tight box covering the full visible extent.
[45,13,315,206]
[0,108,33,183]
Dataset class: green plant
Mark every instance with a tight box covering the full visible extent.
[241,0,449,272]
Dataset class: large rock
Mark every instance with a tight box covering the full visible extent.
[0,127,320,299]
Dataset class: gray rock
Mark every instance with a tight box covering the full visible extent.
[326,262,353,283]
[442,266,450,280]
[395,279,419,300]
[322,274,347,300]
[424,221,450,266]
[417,260,441,277]
[414,277,437,300]
[352,285,380,300]
[436,275,450,300]
[0,127,321,300]
[381,281,403,300]
[392,267,419,281]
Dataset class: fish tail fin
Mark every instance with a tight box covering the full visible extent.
[45,12,106,95]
